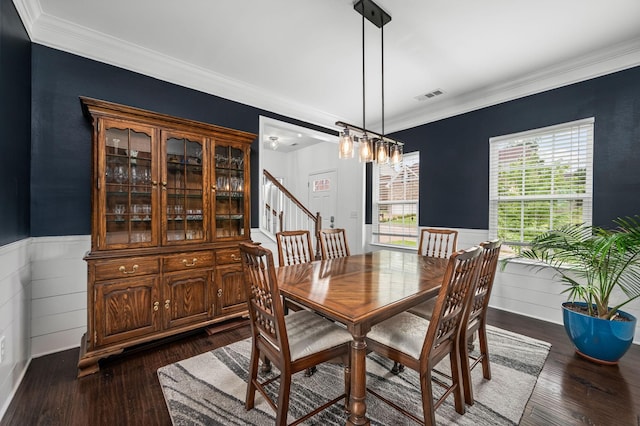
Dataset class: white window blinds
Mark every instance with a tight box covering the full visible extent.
[373,152,420,247]
[489,118,594,249]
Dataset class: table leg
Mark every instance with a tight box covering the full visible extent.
[347,335,369,426]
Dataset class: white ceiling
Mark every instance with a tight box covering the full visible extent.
[14,0,640,146]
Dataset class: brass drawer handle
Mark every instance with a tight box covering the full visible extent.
[230,254,240,262]
[153,301,159,311]
[182,258,198,267]
[119,264,139,274]
[217,289,223,297]
[165,299,171,309]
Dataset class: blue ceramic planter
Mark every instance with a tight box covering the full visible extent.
[562,301,637,364]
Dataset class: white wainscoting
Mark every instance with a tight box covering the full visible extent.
[0,238,31,420]
[2,229,639,420]
[30,236,90,357]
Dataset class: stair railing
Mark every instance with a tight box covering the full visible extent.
[262,169,322,259]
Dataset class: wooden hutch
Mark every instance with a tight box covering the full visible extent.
[77,97,255,377]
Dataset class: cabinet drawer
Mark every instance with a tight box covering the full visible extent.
[216,248,242,265]
[163,251,214,272]
[93,257,160,280]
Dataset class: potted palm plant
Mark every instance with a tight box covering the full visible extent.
[518,216,640,364]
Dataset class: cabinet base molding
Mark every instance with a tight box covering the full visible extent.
[205,316,249,335]
[77,311,247,377]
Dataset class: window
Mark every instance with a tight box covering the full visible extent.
[373,151,419,247]
[489,118,594,252]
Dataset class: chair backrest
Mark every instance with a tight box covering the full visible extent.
[239,242,291,361]
[418,228,458,258]
[276,230,315,267]
[422,246,483,360]
[467,240,502,327]
[318,228,350,260]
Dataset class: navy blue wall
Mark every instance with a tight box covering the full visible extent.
[21,41,640,237]
[0,0,31,246]
[30,45,333,236]
[390,66,640,229]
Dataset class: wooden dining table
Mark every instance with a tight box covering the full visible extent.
[277,249,448,426]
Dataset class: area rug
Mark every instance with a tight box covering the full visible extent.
[157,325,550,425]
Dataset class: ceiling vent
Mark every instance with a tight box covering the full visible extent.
[414,89,444,101]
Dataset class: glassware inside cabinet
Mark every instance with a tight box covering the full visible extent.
[166,136,205,242]
[214,145,245,238]
[105,127,153,246]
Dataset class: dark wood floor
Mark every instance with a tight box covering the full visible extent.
[2,309,639,425]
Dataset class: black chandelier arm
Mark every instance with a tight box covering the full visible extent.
[335,121,404,146]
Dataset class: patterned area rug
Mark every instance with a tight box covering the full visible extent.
[158,325,550,425]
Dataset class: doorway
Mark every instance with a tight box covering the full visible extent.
[308,170,337,230]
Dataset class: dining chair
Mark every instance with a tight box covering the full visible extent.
[318,228,350,260]
[404,227,459,351]
[365,246,483,425]
[239,242,353,426]
[276,230,316,266]
[275,230,320,366]
[406,240,502,406]
[418,228,458,258]
[458,239,502,405]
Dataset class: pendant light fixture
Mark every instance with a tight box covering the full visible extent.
[338,129,354,158]
[337,0,403,165]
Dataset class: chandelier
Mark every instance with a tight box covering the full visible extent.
[337,0,403,166]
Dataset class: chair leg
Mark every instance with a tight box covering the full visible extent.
[459,329,475,405]
[245,345,260,410]
[275,372,292,426]
[420,367,437,426]
[391,361,405,374]
[467,330,476,352]
[478,322,491,380]
[450,346,466,415]
[261,355,272,373]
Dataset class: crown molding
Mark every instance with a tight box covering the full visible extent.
[11,0,42,37]
[15,0,340,130]
[14,0,640,134]
[386,37,640,132]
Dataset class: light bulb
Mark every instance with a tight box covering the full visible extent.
[376,140,389,164]
[390,144,403,165]
[338,129,354,159]
[359,135,373,163]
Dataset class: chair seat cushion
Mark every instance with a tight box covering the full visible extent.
[367,312,430,360]
[285,310,353,361]
[407,297,436,319]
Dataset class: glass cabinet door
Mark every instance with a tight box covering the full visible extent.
[214,144,246,238]
[163,132,207,244]
[103,122,156,248]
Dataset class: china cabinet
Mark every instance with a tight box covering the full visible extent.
[78,97,255,377]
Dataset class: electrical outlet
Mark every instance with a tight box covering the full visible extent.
[0,336,5,364]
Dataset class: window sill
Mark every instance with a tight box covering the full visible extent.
[499,255,579,273]
[369,242,418,253]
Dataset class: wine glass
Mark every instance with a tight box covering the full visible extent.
[105,165,113,183]
[114,165,128,191]
[142,167,151,188]
[174,204,183,220]
[143,204,151,221]
[130,166,139,192]
[114,204,126,221]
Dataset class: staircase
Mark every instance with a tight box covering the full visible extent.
[262,169,322,259]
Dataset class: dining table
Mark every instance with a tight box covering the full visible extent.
[277,249,448,426]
